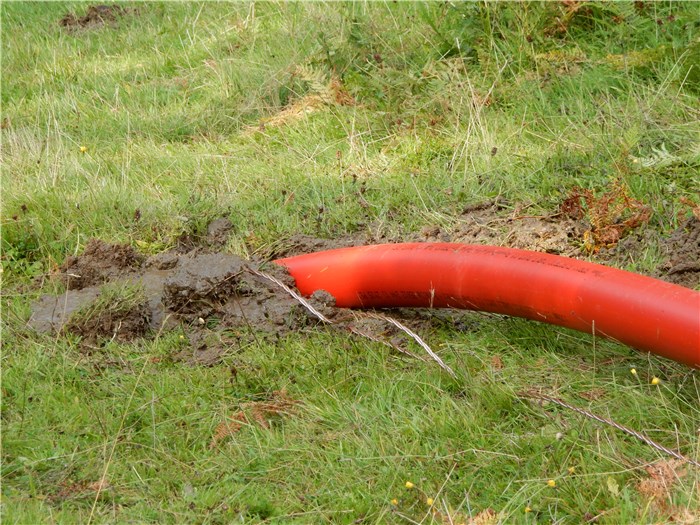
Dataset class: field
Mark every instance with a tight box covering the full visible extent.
[2,2,699,523]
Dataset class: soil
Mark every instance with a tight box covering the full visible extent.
[60,239,144,290]
[59,4,131,30]
[655,217,700,289]
[31,247,320,360]
[206,218,234,248]
[29,209,698,364]
[414,200,585,257]
[64,301,151,347]
[272,201,585,258]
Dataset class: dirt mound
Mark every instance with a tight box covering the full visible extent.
[30,210,697,364]
[30,233,476,365]
[64,299,150,347]
[59,4,131,30]
[656,217,700,288]
[60,239,144,290]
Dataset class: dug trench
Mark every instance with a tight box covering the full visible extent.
[28,207,700,367]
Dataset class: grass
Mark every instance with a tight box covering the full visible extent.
[2,2,699,523]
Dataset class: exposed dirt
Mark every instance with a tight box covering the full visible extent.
[206,218,234,248]
[656,217,700,288]
[59,4,131,30]
[413,200,585,257]
[60,239,144,290]
[267,233,369,259]
[31,234,454,364]
[64,300,151,347]
[273,201,585,258]
[29,209,697,364]
[31,247,318,360]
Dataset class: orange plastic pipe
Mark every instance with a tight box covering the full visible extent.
[275,243,700,368]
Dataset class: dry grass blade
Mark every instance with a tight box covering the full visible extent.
[348,311,427,361]
[247,266,331,323]
[210,390,301,448]
[367,312,456,378]
[518,390,700,468]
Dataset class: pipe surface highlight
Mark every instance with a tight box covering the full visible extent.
[275,243,700,368]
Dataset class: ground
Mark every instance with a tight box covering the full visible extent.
[2,2,699,524]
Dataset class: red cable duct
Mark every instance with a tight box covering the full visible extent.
[275,243,700,368]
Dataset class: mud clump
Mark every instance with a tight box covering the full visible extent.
[656,217,700,288]
[60,239,144,290]
[59,4,131,30]
[64,299,150,347]
[163,254,246,315]
[206,218,233,248]
[30,243,323,362]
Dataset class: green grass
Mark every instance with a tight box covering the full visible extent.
[2,2,699,523]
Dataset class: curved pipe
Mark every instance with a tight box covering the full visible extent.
[275,243,700,368]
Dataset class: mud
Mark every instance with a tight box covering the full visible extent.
[64,300,150,347]
[261,233,369,260]
[60,239,144,290]
[29,234,476,365]
[29,210,696,364]
[206,218,234,248]
[656,217,700,288]
[59,4,131,30]
[30,246,318,360]
[274,201,585,258]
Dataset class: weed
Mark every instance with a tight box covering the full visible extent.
[561,179,652,253]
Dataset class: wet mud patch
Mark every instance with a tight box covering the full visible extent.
[31,238,458,365]
[60,239,144,290]
[59,4,133,30]
[64,289,151,347]
[31,244,317,360]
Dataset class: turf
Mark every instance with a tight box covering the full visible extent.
[2,2,699,523]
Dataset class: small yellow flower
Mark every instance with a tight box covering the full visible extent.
[80,145,87,153]
[405,481,414,489]
[651,377,660,385]
[568,466,575,474]
[630,368,637,375]
[547,479,556,488]
[525,506,532,513]
[390,498,398,506]
[426,497,434,506]
[179,335,185,340]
